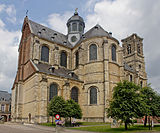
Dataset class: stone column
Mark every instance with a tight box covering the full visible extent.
[33,41,40,64]
[63,80,70,100]
[38,75,48,123]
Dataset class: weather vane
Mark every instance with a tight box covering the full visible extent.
[26,10,28,16]
[75,8,78,13]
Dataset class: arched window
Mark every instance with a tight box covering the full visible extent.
[79,23,83,32]
[127,44,131,54]
[68,24,71,32]
[112,45,116,61]
[140,81,143,88]
[60,51,67,67]
[72,23,77,31]
[71,87,78,103]
[49,83,58,101]
[75,51,79,67]
[89,44,97,61]
[1,104,5,112]
[137,44,141,54]
[130,75,133,82]
[90,87,97,104]
[41,46,49,62]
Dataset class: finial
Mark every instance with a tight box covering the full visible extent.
[74,8,78,15]
[26,10,28,17]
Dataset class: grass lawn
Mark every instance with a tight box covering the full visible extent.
[39,122,106,127]
[69,124,160,133]
[78,122,108,126]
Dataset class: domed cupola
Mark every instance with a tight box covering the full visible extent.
[67,9,85,46]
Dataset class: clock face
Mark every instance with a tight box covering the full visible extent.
[71,36,77,42]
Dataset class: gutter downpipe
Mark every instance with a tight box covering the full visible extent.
[102,39,108,122]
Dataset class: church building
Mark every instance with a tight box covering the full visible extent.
[11,10,147,123]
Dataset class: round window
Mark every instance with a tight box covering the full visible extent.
[71,36,77,42]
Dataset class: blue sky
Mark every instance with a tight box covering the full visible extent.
[0,0,160,93]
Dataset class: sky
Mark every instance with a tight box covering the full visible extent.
[0,0,160,93]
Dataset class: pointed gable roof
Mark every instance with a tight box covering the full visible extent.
[23,17,72,48]
[75,24,119,45]
[84,24,110,39]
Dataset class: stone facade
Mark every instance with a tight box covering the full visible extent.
[11,11,147,123]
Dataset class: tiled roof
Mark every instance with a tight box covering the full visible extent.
[35,62,82,82]
[0,91,11,101]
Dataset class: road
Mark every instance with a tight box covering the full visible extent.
[0,123,96,133]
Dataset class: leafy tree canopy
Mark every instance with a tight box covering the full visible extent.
[66,99,82,119]
[141,85,160,117]
[48,96,67,117]
[48,96,82,121]
[107,80,147,130]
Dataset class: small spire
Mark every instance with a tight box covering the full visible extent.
[74,8,78,15]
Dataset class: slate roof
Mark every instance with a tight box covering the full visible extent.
[28,19,72,48]
[67,12,84,25]
[0,91,11,101]
[84,24,110,39]
[73,24,119,45]
[26,17,119,48]
[35,62,82,82]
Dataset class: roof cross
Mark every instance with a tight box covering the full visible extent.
[26,10,28,16]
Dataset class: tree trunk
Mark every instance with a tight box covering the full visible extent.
[70,117,72,126]
[125,122,128,130]
[144,115,147,127]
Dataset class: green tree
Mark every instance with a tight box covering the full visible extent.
[107,80,147,130]
[141,85,160,127]
[65,99,82,125]
[48,96,82,126]
[48,96,67,124]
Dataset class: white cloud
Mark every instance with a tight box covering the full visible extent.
[6,5,17,23]
[47,11,73,35]
[85,0,100,12]
[0,4,20,92]
[0,19,5,28]
[0,18,21,92]
[0,4,5,12]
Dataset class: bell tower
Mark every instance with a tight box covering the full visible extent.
[122,34,147,86]
[67,9,85,46]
